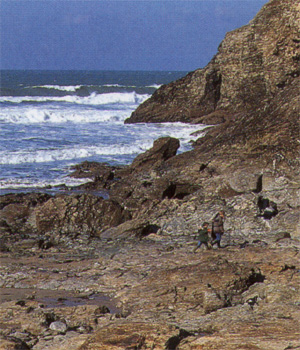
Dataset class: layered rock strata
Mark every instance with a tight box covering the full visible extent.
[0,0,300,349]
[126,0,300,125]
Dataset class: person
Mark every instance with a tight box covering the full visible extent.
[211,211,225,248]
[193,222,211,252]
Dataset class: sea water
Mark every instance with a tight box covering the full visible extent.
[0,70,207,194]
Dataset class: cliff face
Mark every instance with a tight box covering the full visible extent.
[1,1,300,349]
[126,0,300,124]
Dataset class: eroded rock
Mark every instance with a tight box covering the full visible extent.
[131,136,180,170]
[126,0,300,125]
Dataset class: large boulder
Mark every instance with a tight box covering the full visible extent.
[131,137,180,170]
[0,192,131,241]
[0,193,51,235]
[34,194,131,236]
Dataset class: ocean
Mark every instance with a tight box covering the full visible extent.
[0,70,206,195]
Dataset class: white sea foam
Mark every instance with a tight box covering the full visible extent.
[0,176,92,190]
[31,84,83,92]
[0,92,150,106]
[0,143,146,165]
[0,91,150,124]
[0,106,131,124]
[103,84,121,87]
[147,84,162,89]
[31,84,138,90]
[0,123,207,165]
[103,84,137,88]
[1,71,194,192]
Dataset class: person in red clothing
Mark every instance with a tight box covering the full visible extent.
[211,211,225,248]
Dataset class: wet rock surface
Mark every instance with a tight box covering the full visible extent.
[1,0,300,348]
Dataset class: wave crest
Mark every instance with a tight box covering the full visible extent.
[0,142,151,165]
[0,107,131,124]
[0,91,150,106]
[31,84,83,92]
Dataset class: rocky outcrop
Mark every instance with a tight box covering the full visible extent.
[126,0,299,124]
[131,137,180,170]
[0,193,51,235]
[0,193,131,249]
[34,194,131,236]
[1,1,300,349]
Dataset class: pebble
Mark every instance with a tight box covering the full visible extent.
[49,321,67,334]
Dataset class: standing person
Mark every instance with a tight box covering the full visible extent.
[211,211,225,248]
[193,222,211,252]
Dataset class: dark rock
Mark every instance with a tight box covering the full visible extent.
[257,197,278,220]
[0,193,51,235]
[239,241,249,249]
[232,269,265,294]
[280,264,296,272]
[69,161,116,179]
[38,238,54,250]
[1,336,30,350]
[0,193,51,211]
[162,182,200,200]
[139,224,160,238]
[272,232,292,242]
[131,137,180,170]
[165,329,192,349]
[15,300,26,307]
[43,312,57,327]
[0,237,10,252]
[94,305,110,315]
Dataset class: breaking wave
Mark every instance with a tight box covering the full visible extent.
[0,107,131,124]
[0,176,93,191]
[0,143,151,165]
[147,84,162,89]
[31,84,83,92]
[28,83,160,91]
[0,91,150,106]
[0,122,205,166]
[0,70,195,192]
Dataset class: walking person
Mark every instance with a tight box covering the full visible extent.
[193,222,211,252]
[211,211,225,248]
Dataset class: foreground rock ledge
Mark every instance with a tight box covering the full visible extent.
[0,237,299,350]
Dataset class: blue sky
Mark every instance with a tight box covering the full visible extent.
[1,0,268,71]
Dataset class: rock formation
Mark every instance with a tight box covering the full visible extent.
[127,0,299,125]
[0,0,300,349]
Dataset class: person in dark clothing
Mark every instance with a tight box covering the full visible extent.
[193,222,211,252]
[211,211,225,248]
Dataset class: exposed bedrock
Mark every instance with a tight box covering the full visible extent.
[1,0,300,349]
[69,133,300,244]
[0,192,131,250]
[126,0,300,125]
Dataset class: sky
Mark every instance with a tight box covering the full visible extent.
[0,0,269,71]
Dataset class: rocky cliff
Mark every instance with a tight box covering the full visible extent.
[126,0,300,125]
[0,0,300,349]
